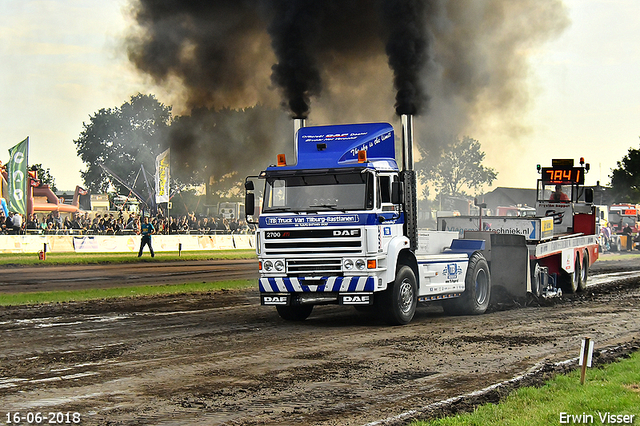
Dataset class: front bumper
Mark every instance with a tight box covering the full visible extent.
[259,276,375,293]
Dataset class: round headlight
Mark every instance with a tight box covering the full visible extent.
[355,259,366,270]
[344,259,354,270]
[275,260,285,271]
[264,260,273,271]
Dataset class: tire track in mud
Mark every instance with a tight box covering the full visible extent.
[0,257,638,425]
[0,259,259,292]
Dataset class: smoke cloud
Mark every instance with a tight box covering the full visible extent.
[125,0,568,184]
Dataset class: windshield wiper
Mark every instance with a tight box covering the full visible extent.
[308,204,345,212]
[264,207,293,212]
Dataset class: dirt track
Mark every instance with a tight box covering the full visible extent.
[1,254,639,425]
[0,259,259,293]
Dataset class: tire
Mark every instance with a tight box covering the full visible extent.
[354,305,375,314]
[443,252,491,315]
[276,304,313,321]
[381,265,417,325]
[578,251,588,292]
[561,255,581,294]
[530,261,542,298]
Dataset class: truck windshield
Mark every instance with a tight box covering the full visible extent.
[609,213,636,227]
[262,170,373,213]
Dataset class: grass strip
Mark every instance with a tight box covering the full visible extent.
[0,250,256,266]
[0,279,255,306]
[413,352,640,426]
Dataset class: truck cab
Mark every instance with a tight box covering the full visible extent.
[246,120,491,325]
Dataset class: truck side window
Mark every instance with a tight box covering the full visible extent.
[365,172,374,209]
[379,176,391,203]
[379,175,396,212]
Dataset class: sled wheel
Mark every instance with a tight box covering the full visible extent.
[561,255,581,294]
[578,251,588,292]
[531,261,542,298]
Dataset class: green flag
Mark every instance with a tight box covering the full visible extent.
[7,137,29,215]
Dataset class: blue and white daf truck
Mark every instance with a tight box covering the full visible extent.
[244,115,599,324]
[245,115,493,325]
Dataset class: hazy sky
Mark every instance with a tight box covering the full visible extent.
[1,0,638,192]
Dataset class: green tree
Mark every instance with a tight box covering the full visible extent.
[169,104,290,200]
[420,135,497,197]
[610,144,640,203]
[73,94,172,202]
[29,164,57,192]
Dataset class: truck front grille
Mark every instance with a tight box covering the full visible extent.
[262,227,364,276]
[263,228,363,256]
[287,258,342,276]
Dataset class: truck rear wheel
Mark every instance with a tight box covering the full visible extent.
[443,252,491,315]
[381,265,417,325]
[276,304,313,321]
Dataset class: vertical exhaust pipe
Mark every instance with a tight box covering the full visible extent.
[293,117,306,165]
[401,114,414,171]
[401,114,418,250]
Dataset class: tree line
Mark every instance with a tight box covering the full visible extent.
[68,93,640,212]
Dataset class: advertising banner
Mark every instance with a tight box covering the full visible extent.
[155,148,170,203]
[7,137,29,215]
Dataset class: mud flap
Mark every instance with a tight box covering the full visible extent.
[261,294,290,305]
[465,232,528,301]
[339,293,373,305]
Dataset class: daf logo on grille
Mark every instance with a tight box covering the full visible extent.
[333,229,360,236]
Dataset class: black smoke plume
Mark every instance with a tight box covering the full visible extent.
[268,0,323,118]
[125,0,569,187]
[127,0,429,118]
[381,0,430,116]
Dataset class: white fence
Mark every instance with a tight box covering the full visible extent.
[0,234,255,253]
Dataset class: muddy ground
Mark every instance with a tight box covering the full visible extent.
[0,254,639,425]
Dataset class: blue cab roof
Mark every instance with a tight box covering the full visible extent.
[267,122,398,172]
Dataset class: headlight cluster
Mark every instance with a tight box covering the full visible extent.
[263,260,285,272]
[343,258,368,271]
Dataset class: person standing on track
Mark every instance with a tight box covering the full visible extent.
[138,215,155,257]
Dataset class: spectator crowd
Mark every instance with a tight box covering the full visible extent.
[0,210,255,236]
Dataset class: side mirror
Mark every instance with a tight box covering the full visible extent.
[245,193,255,218]
[391,181,403,205]
[244,176,260,224]
[585,188,594,204]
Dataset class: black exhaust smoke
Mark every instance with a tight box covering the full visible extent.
[126,0,430,119]
[381,0,430,116]
[126,0,569,184]
[268,0,323,119]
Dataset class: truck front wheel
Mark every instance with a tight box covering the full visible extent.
[276,304,313,321]
[381,265,417,325]
[443,252,491,315]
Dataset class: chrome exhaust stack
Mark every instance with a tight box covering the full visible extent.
[401,114,414,171]
[293,117,306,165]
[400,114,418,250]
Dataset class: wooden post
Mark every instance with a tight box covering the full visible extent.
[579,337,593,385]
